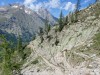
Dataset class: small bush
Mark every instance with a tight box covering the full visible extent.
[47,35,52,42]
[92,32,100,50]
[55,40,59,46]
[32,59,39,64]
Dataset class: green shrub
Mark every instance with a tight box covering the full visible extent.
[32,59,39,64]
[92,32,100,50]
[55,39,59,46]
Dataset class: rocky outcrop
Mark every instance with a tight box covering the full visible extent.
[21,15,100,75]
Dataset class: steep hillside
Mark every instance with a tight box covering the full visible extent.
[0,4,57,43]
[79,4,100,21]
[21,3,100,75]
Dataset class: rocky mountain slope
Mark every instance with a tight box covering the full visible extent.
[0,4,57,43]
[21,3,100,75]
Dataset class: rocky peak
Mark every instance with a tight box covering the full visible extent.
[37,7,49,19]
[37,7,57,25]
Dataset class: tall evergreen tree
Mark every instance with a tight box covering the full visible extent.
[39,27,44,43]
[17,35,22,52]
[55,25,59,46]
[58,10,64,31]
[64,16,68,25]
[45,17,51,36]
[17,35,26,60]
[71,12,76,23]
[75,0,81,22]
[0,35,27,75]
[0,35,13,75]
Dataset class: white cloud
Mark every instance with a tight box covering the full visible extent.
[64,2,75,11]
[23,0,75,12]
[24,0,40,11]
[49,0,60,8]
[23,0,61,11]
[29,3,43,11]
[24,0,37,5]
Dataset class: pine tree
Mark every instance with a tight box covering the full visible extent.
[0,35,13,75]
[38,27,44,36]
[44,18,51,36]
[0,35,25,75]
[58,10,64,31]
[68,12,74,23]
[64,16,68,25]
[68,12,72,23]
[75,0,81,22]
[17,35,26,60]
[17,35,22,52]
[45,17,48,33]
[39,27,44,43]
[54,25,59,45]
[48,24,51,32]
[71,12,76,23]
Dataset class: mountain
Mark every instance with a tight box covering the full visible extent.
[37,7,57,25]
[21,2,100,75]
[0,4,57,43]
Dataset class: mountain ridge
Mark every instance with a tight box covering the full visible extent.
[0,4,57,43]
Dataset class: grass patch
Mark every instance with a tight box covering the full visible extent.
[0,17,7,22]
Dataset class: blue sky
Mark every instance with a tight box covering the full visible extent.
[0,0,96,18]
